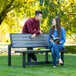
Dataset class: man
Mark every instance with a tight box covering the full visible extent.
[22,11,43,62]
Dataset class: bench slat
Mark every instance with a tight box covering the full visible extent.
[12,37,48,41]
[15,50,51,53]
[12,41,48,44]
[10,34,49,48]
[11,34,48,38]
[15,49,68,53]
[13,44,48,48]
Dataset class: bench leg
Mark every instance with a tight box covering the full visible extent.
[23,53,26,68]
[27,53,31,63]
[8,44,11,66]
[61,52,64,66]
[45,52,48,64]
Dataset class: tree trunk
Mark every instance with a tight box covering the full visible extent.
[0,0,14,25]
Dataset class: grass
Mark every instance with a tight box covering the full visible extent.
[0,53,76,76]
[65,45,76,54]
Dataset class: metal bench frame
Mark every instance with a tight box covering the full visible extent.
[8,33,68,68]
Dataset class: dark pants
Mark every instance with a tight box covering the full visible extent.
[28,53,37,61]
[27,47,37,61]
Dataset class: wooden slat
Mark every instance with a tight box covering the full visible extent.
[12,41,48,44]
[11,34,48,38]
[15,50,50,53]
[12,44,48,48]
[12,38,48,41]
[10,33,49,48]
[11,34,48,39]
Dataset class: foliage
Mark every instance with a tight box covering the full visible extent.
[0,0,76,42]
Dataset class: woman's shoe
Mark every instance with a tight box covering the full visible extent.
[59,58,63,64]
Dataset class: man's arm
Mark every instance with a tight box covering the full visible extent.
[22,22,27,34]
[27,21,40,35]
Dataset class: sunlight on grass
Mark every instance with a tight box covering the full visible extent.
[0,54,76,76]
[0,54,8,56]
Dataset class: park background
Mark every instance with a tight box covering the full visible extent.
[0,0,76,76]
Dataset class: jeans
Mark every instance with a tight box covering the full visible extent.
[49,42,64,66]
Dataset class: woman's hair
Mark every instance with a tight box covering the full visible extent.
[51,17,61,38]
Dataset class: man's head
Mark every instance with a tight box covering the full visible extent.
[35,11,42,21]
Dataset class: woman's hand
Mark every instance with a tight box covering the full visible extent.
[49,40,54,43]
[59,42,62,44]
[55,41,62,44]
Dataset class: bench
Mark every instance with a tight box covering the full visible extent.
[8,33,68,68]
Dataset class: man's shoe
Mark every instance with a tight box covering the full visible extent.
[34,58,37,62]
[53,66,56,68]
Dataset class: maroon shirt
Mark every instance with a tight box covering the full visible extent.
[22,18,40,35]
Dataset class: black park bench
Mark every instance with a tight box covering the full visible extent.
[8,33,68,68]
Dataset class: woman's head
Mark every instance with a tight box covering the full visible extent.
[52,17,61,28]
[51,17,61,38]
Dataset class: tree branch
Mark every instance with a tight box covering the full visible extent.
[0,0,14,24]
[0,0,27,25]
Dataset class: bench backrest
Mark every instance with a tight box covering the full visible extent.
[10,33,49,48]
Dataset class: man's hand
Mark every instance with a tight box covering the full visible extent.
[39,30,42,34]
[31,34,36,38]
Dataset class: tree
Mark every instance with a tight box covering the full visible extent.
[0,0,76,42]
[0,0,28,25]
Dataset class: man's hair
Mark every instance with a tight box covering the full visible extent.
[35,11,42,16]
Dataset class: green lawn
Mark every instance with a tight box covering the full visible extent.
[0,53,76,76]
[65,45,76,54]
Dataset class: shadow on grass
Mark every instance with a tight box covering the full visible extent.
[65,45,76,54]
[0,54,76,68]
[0,54,76,76]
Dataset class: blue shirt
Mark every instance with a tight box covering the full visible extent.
[48,27,66,47]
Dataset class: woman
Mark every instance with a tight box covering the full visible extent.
[48,17,66,68]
